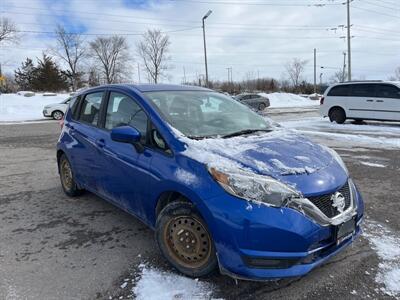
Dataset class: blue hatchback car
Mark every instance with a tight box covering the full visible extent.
[57,84,364,280]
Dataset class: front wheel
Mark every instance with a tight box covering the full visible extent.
[258,103,267,111]
[329,107,346,124]
[52,110,64,120]
[156,201,217,278]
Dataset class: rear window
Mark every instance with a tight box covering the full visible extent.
[376,84,400,99]
[350,84,375,97]
[327,85,351,97]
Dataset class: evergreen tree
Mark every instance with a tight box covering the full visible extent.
[32,54,68,92]
[14,58,35,90]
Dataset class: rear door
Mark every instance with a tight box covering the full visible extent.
[374,84,400,121]
[70,91,106,190]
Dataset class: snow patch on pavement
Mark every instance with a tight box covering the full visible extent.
[133,264,217,300]
[363,220,400,298]
[259,92,317,108]
[360,161,386,168]
[0,93,69,122]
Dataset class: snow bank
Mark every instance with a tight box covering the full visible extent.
[259,92,317,108]
[133,264,216,300]
[0,93,69,122]
[363,220,400,297]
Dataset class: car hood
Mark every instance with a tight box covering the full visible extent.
[181,129,334,178]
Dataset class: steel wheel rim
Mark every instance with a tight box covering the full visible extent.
[60,159,73,190]
[164,216,212,269]
[53,112,63,120]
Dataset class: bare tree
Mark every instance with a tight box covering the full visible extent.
[89,35,130,84]
[330,70,347,83]
[0,17,18,44]
[285,58,308,91]
[392,66,400,81]
[50,25,86,91]
[137,29,171,83]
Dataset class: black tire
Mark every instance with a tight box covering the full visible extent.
[258,103,267,111]
[156,201,217,278]
[329,107,346,124]
[52,110,64,120]
[58,154,83,197]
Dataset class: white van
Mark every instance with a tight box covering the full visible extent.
[320,81,400,123]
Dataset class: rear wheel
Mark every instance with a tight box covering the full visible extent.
[156,201,217,278]
[329,107,346,124]
[52,110,64,120]
[58,154,83,197]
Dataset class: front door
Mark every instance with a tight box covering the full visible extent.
[96,91,153,220]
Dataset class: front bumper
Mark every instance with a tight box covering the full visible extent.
[204,183,364,280]
[43,109,51,117]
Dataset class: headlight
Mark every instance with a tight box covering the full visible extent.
[321,145,348,174]
[208,167,301,207]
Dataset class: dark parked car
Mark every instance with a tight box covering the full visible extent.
[235,93,270,111]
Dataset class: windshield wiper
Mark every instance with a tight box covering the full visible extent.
[222,129,272,139]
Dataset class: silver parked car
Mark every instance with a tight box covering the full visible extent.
[234,93,270,111]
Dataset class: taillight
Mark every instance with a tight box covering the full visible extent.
[59,116,64,129]
[320,96,325,105]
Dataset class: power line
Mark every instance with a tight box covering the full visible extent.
[168,0,342,6]
[352,5,400,19]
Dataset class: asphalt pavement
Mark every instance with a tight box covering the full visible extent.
[0,111,399,300]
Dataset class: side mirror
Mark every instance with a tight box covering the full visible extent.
[111,126,143,152]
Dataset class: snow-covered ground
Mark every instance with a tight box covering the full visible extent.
[281,117,400,150]
[260,92,317,108]
[363,220,400,298]
[133,264,217,300]
[0,93,69,122]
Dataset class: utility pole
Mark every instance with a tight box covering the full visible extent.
[137,63,141,84]
[346,0,352,81]
[202,10,212,87]
[183,67,186,84]
[313,48,317,94]
[342,52,347,82]
[320,72,323,86]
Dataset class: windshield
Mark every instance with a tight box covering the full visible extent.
[144,91,272,138]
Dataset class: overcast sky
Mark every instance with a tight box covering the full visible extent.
[1,0,399,84]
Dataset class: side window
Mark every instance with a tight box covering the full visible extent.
[105,92,148,142]
[78,92,103,126]
[328,85,350,97]
[376,84,400,99]
[350,84,375,97]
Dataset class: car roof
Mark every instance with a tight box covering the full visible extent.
[76,84,212,94]
[330,80,397,86]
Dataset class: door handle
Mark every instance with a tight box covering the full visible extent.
[366,99,374,102]
[95,139,105,148]
[376,100,384,103]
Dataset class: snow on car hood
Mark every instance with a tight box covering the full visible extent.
[177,128,334,177]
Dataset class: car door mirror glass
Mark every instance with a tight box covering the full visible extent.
[152,129,167,150]
[111,126,141,144]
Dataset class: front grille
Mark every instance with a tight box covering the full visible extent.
[308,182,351,218]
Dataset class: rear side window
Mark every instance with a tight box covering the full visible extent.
[105,92,148,142]
[78,92,104,126]
[328,85,351,97]
[376,84,400,99]
[350,84,375,97]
